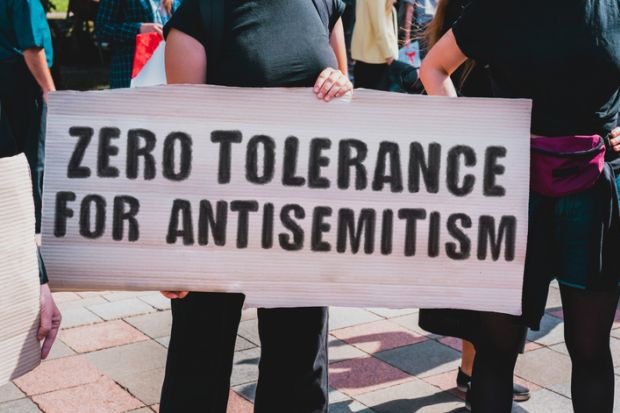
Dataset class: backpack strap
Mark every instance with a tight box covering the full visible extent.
[198,0,226,83]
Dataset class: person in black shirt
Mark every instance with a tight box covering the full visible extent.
[158,1,351,412]
[420,1,620,412]
[417,1,530,410]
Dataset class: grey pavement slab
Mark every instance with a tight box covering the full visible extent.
[59,307,103,329]
[235,336,256,352]
[156,336,170,348]
[46,339,76,360]
[514,347,572,388]
[57,296,107,311]
[329,337,368,363]
[544,286,563,311]
[514,389,573,413]
[116,368,165,405]
[125,311,172,339]
[376,341,461,378]
[547,380,571,398]
[390,313,438,338]
[127,408,155,413]
[87,298,155,321]
[527,314,565,346]
[329,388,353,403]
[0,398,42,413]
[0,383,24,404]
[330,400,376,413]
[233,382,256,402]
[367,308,418,319]
[139,293,172,311]
[238,319,260,346]
[241,308,258,321]
[353,380,464,413]
[330,308,383,330]
[86,340,167,380]
[231,348,260,387]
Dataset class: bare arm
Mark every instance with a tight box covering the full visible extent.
[165,28,207,84]
[161,28,206,299]
[22,48,55,102]
[329,18,348,75]
[419,29,467,97]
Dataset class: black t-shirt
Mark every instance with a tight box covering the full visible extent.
[165,0,345,87]
[452,0,620,136]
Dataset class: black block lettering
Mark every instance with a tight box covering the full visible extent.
[112,196,140,241]
[163,132,192,181]
[97,127,120,178]
[198,200,228,246]
[338,139,368,190]
[127,129,156,180]
[211,130,242,184]
[67,127,93,178]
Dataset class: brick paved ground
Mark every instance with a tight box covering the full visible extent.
[2,281,620,413]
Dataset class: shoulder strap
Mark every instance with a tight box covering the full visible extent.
[199,0,226,83]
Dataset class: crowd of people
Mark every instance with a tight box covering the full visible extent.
[1,0,619,412]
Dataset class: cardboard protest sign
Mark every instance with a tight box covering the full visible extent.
[0,154,41,386]
[42,85,531,314]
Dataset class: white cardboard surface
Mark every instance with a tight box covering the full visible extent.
[0,154,41,386]
[42,85,531,314]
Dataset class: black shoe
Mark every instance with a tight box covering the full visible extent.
[456,367,471,392]
[456,367,531,402]
[512,382,531,402]
[464,387,472,411]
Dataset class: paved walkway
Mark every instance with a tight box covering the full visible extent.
[1,281,619,413]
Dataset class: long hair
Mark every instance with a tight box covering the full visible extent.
[424,0,475,90]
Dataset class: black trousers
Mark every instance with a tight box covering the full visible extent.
[159,292,329,413]
[0,57,46,233]
[354,61,389,91]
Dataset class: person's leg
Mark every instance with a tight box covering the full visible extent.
[459,337,530,402]
[560,285,619,413]
[469,312,524,413]
[254,307,329,413]
[460,340,476,377]
[160,292,245,413]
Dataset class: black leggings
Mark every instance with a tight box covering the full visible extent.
[470,285,619,413]
[561,285,619,413]
[469,312,524,412]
